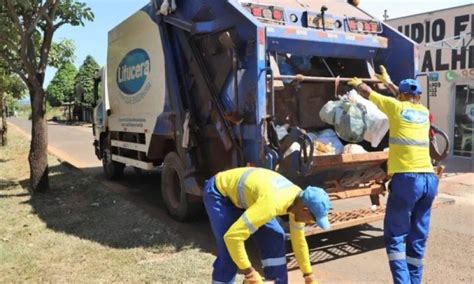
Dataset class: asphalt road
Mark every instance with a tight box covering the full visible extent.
[8,118,474,283]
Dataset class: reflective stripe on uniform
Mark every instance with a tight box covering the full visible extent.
[212,280,232,284]
[237,168,258,208]
[388,252,406,261]
[212,277,235,284]
[262,257,287,267]
[389,137,429,147]
[290,223,305,231]
[406,256,423,267]
[242,213,257,234]
[272,177,293,190]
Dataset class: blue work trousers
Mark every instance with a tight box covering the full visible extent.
[384,173,438,284]
[203,177,288,284]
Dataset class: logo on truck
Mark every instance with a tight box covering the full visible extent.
[117,48,151,103]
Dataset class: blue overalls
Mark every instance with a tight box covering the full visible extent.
[203,176,288,284]
[384,173,438,284]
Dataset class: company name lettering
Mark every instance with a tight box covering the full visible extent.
[397,14,474,72]
[117,60,150,83]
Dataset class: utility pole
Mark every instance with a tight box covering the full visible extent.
[383,10,389,21]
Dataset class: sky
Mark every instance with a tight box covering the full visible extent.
[44,0,473,86]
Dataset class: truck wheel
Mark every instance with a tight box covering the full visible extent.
[101,136,124,180]
[161,152,201,221]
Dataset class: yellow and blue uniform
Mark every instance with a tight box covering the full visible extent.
[369,91,434,175]
[368,90,438,284]
[203,167,312,284]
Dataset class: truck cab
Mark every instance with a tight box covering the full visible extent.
[92,68,107,149]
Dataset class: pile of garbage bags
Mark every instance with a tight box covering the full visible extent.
[271,88,389,161]
[320,90,389,147]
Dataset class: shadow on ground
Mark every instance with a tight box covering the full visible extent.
[15,162,211,253]
[287,224,385,270]
[8,161,386,270]
[443,156,473,175]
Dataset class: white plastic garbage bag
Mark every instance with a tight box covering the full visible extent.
[319,100,341,125]
[343,144,367,154]
[347,90,389,147]
[159,0,177,15]
[333,100,367,143]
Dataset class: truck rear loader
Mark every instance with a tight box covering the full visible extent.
[92,0,448,235]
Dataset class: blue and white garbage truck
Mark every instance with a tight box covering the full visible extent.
[92,0,447,232]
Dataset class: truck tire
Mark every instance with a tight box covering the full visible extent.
[161,152,201,221]
[101,136,124,180]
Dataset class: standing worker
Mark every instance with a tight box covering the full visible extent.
[203,167,332,284]
[348,67,438,284]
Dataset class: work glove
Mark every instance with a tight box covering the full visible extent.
[304,274,318,284]
[347,77,363,88]
[375,65,392,85]
[243,270,263,284]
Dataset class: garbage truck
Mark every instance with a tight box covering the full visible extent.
[91,0,448,234]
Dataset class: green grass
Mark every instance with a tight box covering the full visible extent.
[0,128,215,283]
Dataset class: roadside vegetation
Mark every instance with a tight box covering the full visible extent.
[0,128,214,282]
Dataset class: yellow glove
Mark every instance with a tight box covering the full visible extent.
[304,274,318,284]
[375,65,392,85]
[243,270,263,284]
[348,77,363,88]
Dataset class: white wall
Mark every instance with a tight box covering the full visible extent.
[387,5,473,155]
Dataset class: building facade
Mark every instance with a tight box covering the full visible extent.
[387,4,473,158]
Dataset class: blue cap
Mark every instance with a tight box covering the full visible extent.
[399,79,422,96]
[300,186,332,230]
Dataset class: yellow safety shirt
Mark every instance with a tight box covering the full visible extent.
[215,167,312,274]
[369,91,434,175]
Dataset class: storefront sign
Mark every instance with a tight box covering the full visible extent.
[396,14,474,72]
[428,81,441,96]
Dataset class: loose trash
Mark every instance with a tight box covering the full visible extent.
[339,167,386,187]
[343,144,367,154]
[313,141,336,156]
[307,129,344,155]
[277,54,312,84]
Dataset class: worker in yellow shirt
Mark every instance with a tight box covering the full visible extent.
[349,67,438,284]
[203,167,332,284]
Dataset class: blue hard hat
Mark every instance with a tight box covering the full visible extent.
[399,79,422,96]
[300,186,332,230]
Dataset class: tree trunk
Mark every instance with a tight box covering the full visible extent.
[28,88,49,193]
[0,94,6,146]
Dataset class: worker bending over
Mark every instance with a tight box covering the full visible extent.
[203,167,332,284]
[349,67,438,284]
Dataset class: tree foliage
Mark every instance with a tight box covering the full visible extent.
[75,55,99,104]
[49,39,76,68]
[46,61,77,106]
[0,1,94,87]
[0,0,94,192]
[0,68,27,100]
[0,65,27,116]
[0,66,27,146]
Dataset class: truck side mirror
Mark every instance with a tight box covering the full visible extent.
[92,78,100,108]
